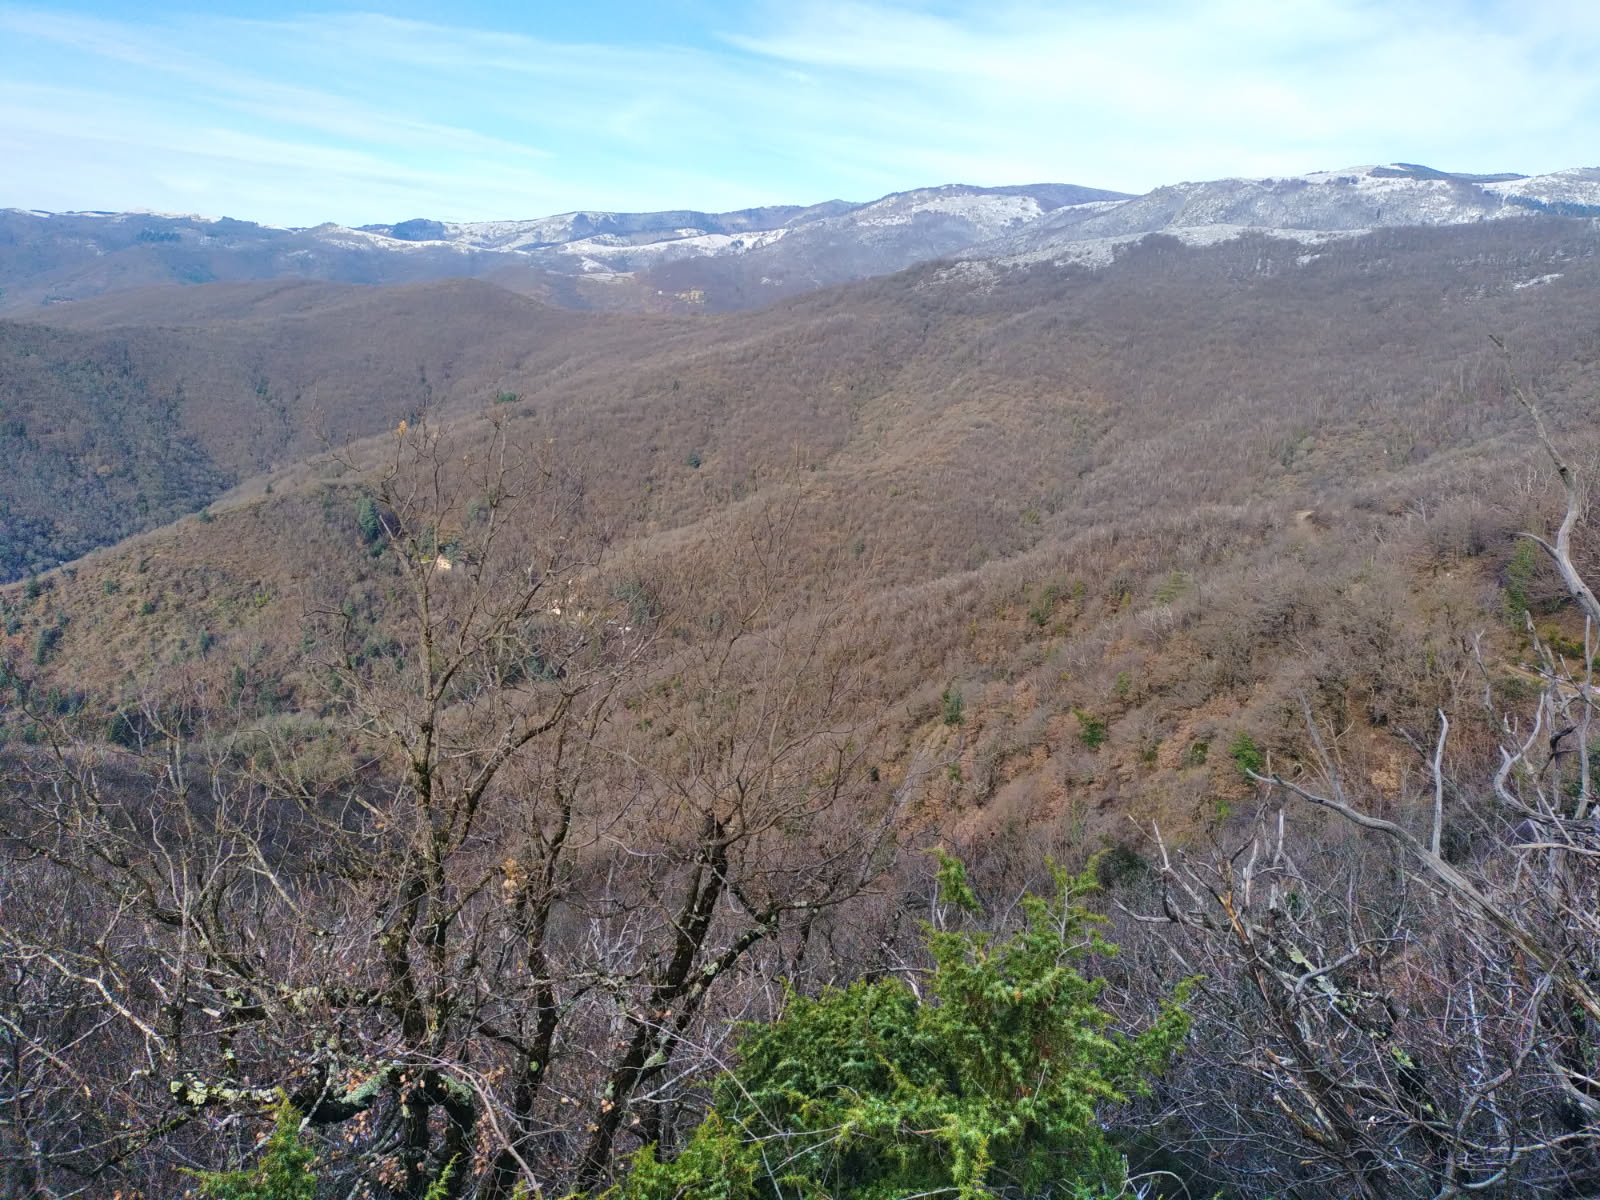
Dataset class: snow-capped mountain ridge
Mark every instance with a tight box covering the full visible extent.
[4,165,1598,314]
[965,163,1600,267]
[1482,167,1600,208]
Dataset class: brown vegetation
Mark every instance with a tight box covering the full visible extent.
[2,217,1600,1196]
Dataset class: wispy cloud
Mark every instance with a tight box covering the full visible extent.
[0,1,1595,224]
[728,0,1600,179]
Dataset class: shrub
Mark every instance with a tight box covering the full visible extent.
[1027,582,1061,628]
[106,708,143,749]
[1096,840,1149,889]
[188,1095,317,1200]
[613,576,660,626]
[1228,731,1265,778]
[355,495,384,547]
[621,855,1192,1200]
[32,624,62,666]
[1076,708,1108,748]
[941,684,965,726]
[1504,538,1538,618]
[1154,570,1188,604]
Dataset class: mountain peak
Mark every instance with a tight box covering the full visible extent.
[5,166,1599,316]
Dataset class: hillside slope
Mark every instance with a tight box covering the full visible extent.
[0,278,703,576]
[6,217,1599,859]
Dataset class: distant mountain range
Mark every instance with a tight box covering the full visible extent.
[971,164,1600,267]
[3,164,1598,314]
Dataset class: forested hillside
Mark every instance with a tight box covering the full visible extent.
[3,217,1600,1199]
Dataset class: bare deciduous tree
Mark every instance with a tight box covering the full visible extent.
[1119,388,1600,1199]
[0,415,897,1198]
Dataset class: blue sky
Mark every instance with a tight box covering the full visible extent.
[1,0,1596,225]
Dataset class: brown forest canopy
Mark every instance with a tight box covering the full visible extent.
[3,217,1599,582]
[3,215,1600,1199]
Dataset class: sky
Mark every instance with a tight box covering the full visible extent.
[1,0,1597,227]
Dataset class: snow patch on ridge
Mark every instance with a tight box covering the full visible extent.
[991,224,1370,270]
[843,189,1046,238]
[557,226,790,259]
[1485,168,1600,208]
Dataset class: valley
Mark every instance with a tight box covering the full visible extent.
[3,172,1600,1199]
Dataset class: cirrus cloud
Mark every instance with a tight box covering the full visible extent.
[0,0,1594,225]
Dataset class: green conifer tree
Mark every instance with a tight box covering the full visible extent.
[622,854,1193,1200]
[190,1096,317,1200]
